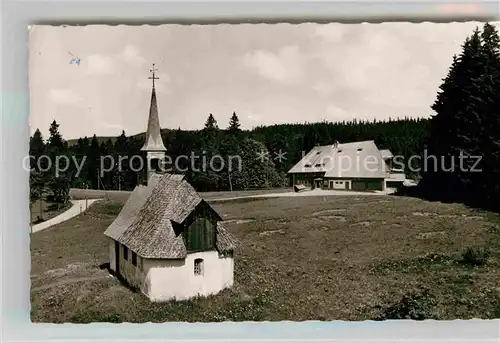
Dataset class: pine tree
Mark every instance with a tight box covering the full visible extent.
[202,113,220,152]
[204,113,219,131]
[114,130,128,155]
[45,120,71,203]
[29,129,45,170]
[421,24,500,207]
[477,23,500,208]
[83,135,101,189]
[228,111,241,134]
[47,120,64,151]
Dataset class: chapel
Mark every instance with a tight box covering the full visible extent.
[103,64,236,301]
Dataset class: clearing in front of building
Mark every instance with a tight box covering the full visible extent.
[30,194,500,322]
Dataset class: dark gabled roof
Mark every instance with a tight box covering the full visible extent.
[103,173,235,259]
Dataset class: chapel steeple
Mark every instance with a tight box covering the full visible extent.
[141,63,167,182]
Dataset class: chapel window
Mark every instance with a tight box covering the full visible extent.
[194,258,204,275]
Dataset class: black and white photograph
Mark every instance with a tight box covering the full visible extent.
[28,21,500,323]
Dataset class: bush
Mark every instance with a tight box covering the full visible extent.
[494,298,500,318]
[70,311,122,323]
[459,247,489,266]
[376,289,436,320]
[33,216,45,224]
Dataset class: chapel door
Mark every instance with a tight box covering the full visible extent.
[115,241,120,276]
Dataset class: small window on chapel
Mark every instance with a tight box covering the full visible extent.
[194,258,204,276]
[123,246,128,261]
[132,251,137,267]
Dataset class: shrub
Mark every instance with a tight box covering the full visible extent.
[70,311,122,323]
[494,298,500,318]
[376,289,436,320]
[33,216,45,224]
[459,247,489,266]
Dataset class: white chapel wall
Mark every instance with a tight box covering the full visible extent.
[144,250,234,301]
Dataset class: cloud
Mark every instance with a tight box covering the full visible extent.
[247,114,261,121]
[86,54,115,75]
[325,106,351,121]
[123,45,146,68]
[313,24,349,43]
[49,89,82,104]
[243,45,304,84]
[312,81,334,97]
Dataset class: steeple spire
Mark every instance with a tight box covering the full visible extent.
[141,63,166,183]
[141,63,167,152]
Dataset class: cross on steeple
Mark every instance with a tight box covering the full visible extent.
[148,63,159,89]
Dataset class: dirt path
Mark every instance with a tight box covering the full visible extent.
[209,188,392,202]
[31,274,111,292]
[31,199,101,233]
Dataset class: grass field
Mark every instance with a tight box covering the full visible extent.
[30,199,72,224]
[30,194,500,322]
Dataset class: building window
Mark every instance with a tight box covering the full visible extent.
[123,246,128,261]
[194,258,204,275]
[132,251,137,266]
[150,158,159,171]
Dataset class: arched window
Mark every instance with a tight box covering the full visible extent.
[194,258,204,275]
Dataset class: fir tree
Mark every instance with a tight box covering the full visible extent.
[204,113,219,131]
[228,111,241,134]
[421,23,500,208]
[29,129,45,170]
[47,120,64,151]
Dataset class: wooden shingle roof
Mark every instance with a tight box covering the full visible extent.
[103,173,236,259]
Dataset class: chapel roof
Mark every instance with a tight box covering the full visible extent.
[103,173,237,259]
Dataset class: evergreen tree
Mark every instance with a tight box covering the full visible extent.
[29,129,45,170]
[420,23,500,208]
[114,130,128,155]
[477,23,500,207]
[228,111,241,134]
[202,113,220,156]
[204,113,218,131]
[47,120,64,151]
[44,120,70,204]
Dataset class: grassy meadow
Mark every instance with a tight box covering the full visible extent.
[30,194,500,322]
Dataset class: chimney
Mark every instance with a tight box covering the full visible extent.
[333,141,339,148]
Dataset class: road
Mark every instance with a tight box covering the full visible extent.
[31,199,101,233]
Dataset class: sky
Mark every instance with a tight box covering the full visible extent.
[29,21,500,139]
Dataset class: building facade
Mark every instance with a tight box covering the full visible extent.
[288,140,406,192]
